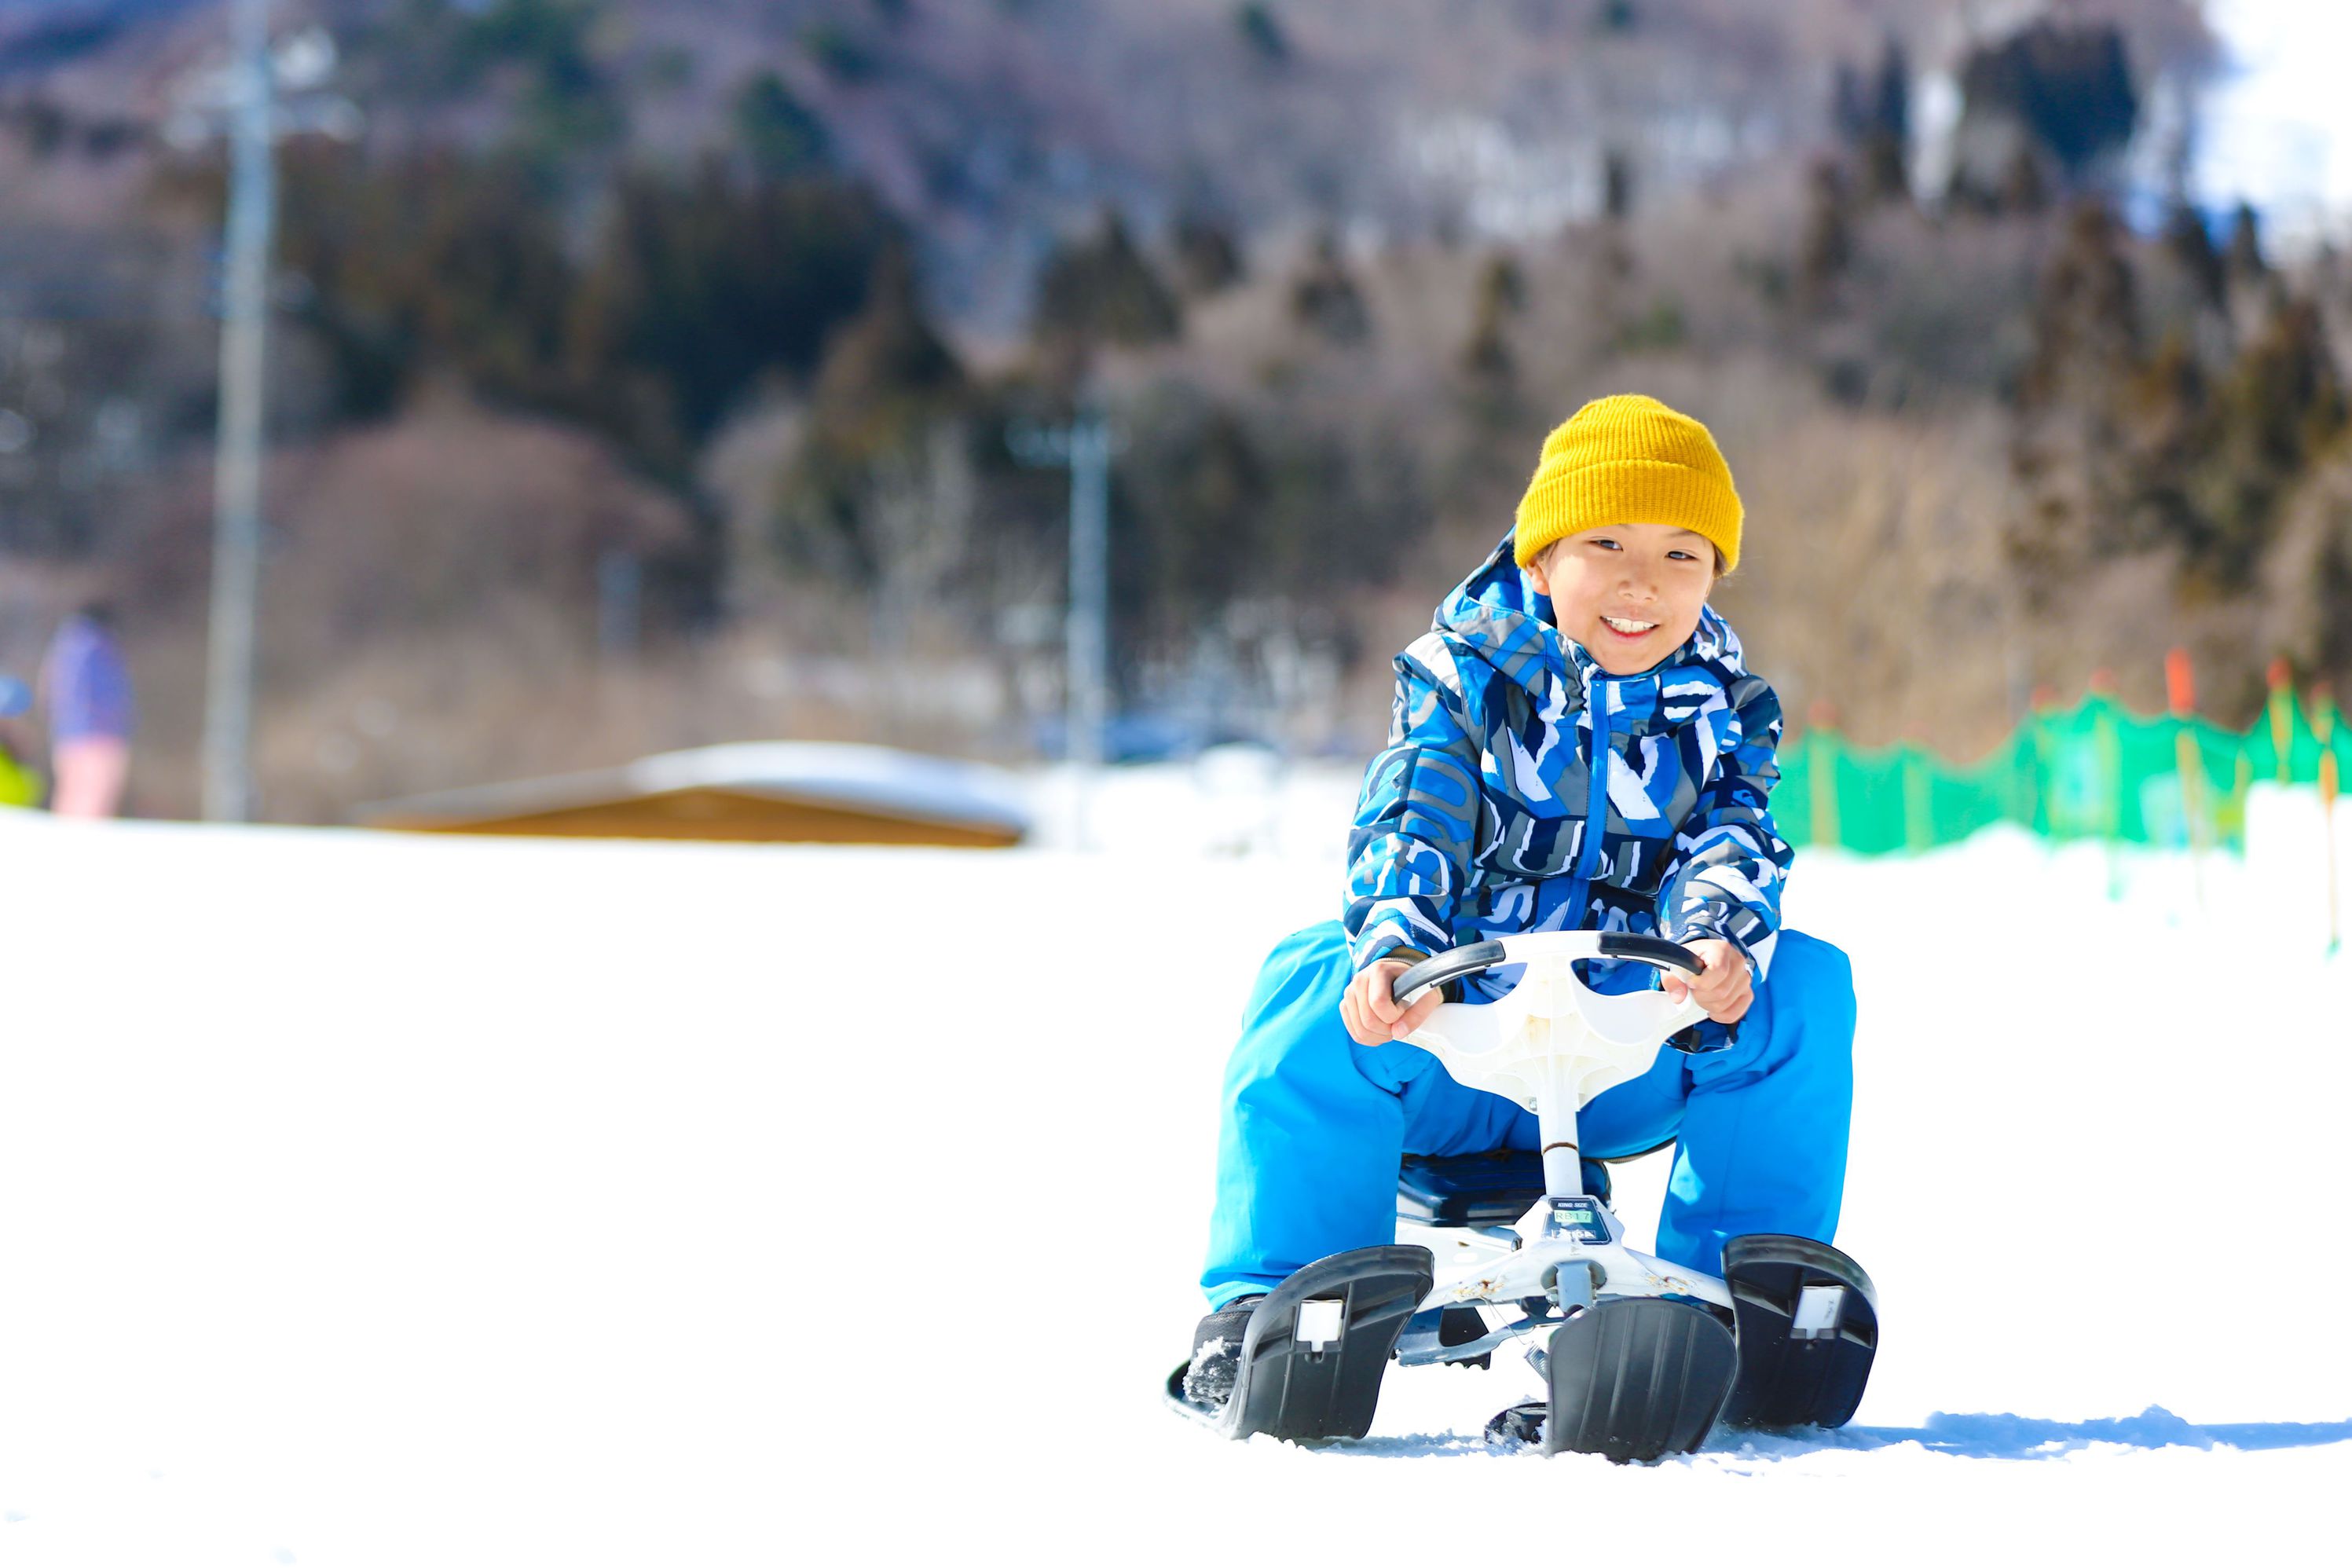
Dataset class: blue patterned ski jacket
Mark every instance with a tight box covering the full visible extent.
[1344,532,1793,998]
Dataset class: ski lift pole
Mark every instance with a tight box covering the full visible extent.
[200,0,275,823]
[1008,400,1118,848]
[1067,407,1111,781]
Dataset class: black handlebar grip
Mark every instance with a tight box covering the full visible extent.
[1595,932,1707,980]
[1388,933,1707,1007]
[1388,940,1509,1006]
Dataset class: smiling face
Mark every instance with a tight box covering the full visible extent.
[1524,523,1718,676]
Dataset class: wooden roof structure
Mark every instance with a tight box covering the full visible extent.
[358,742,1030,848]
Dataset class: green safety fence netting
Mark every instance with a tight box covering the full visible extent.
[1777,688,2349,856]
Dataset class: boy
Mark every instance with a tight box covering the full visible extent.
[1183,394,1858,1414]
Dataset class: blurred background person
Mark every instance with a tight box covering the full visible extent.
[0,674,38,808]
[38,603,134,819]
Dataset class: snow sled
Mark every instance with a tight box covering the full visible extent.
[1167,930,1878,1462]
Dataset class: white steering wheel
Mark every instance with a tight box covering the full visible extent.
[1388,931,1713,1112]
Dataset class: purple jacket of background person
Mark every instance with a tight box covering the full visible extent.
[43,609,135,743]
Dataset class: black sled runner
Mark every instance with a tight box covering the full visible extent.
[1163,1246,1434,1442]
[1536,1296,1741,1460]
[1717,1233,1879,1431]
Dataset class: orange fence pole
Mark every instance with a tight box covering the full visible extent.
[2267,658,2296,785]
[2316,683,2341,954]
[1807,700,1841,851]
[2167,647,2206,906]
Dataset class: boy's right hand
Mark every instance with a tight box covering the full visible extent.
[1340,958,1446,1046]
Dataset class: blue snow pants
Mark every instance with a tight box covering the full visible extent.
[1200,921,1857,1307]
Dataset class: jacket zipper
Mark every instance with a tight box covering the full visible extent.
[1572,676,1612,910]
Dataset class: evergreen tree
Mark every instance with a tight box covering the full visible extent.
[2020,200,2139,412]
[814,245,965,413]
[1115,392,1271,645]
[1796,159,1852,313]
[801,22,881,82]
[1290,230,1372,344]
[1956,21,2137,181]
[1602,149,1633,220]
[1477,251,1526,315]
[2225,201,2271,294]
[1033,211,1185,349]
[1235,4,1290,64]
[2006,200,2142,596]
[734,73,828,180]
[1460,251,1525,386]
[777,247,969,584]
[274,145,574,419]
[2189,294,2347,582]
[269,141,892,471]
[566,162,895,464]
[1998,145,2049,216]
[2162,201,2225,310]
[1835,38,1911,203]
[1461,302,1513,386]
[1173,212,1247,296]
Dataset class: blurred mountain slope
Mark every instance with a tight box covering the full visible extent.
[0,0,2215,328]
[17,0,2340,833]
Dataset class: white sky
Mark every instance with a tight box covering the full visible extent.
[2193,0,2352,241]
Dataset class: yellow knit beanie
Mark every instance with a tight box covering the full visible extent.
[1513,394,1744,573]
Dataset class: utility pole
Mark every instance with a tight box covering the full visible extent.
[1009,400,1116,847]
[1064,410,1111,776]
[180,11,351,822]
[200,0,275,822]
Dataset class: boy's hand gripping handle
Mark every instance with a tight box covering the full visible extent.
[1389,932,1707,1007]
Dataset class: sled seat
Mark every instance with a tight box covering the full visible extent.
[1397,1149,1611,1227]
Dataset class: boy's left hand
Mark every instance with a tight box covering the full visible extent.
[1661,937,1753,1024]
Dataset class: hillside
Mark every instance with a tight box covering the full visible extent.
[15,0,2347,827]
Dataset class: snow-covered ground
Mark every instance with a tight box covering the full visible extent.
[2,775,2347,1566]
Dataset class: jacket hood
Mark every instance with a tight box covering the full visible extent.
[1431,529,1741,705]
